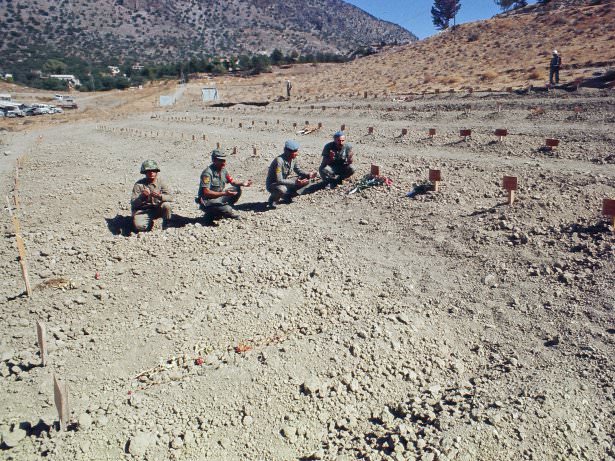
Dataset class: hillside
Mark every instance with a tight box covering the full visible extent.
[288,0,615,98]
[0,0,416,69]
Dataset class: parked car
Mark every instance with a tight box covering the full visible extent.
[5,109,24,117]
[33,107,50,115]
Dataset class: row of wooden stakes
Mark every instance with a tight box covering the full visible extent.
[371,163,614,224]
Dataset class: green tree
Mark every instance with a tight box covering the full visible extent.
[270,49,283,65]
[494,0,527,11]
[42,58,68,74]
[431,0,461,30]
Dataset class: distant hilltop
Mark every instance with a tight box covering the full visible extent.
[0,0,417,68]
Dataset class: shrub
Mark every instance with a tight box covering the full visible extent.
[481,70,498,81]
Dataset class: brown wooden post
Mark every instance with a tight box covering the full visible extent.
[429,169,442,192]
[603,199,615,229]
[37,321,47,366]
[495,129,508,142]
[341,124,346,131]
[460,129,472,141]
[370,165,381,176]
[368,127,374,135]
[545,138,559,151]
[503,176,518,205]
[428,128,436,138]
[401,128,408,136]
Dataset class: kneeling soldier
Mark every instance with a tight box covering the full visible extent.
[198,149,252,221]
[131,160,173,232]
[266,140,316,208]
[319,131,356,188]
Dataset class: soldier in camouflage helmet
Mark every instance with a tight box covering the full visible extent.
[131,160,173,232]
[197,149,252,221]
[266,140,316,208]
[319,131,356,188]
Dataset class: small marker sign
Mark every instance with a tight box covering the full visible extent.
[460,129,472,140]
[232,147,237,155]
[495,129,508,142]
[603,199,615,228]
[503,176,518,205]
[428,128,436,138]
[53,375,69,431]
[341,124,346,131]
[429,169,442,192]
[37,321,47,366]
[370,164,381,176]
[239,123,243,128]
[368,127,374,135]
[401,128,408,136]
[545,138,559,150]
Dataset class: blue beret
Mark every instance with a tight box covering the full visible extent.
[284,140,300,151]
[333,131,345,138]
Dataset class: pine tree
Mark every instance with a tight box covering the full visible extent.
[495,0,527,11]
[431,0,462,31]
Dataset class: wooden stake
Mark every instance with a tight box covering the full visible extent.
[429,169,442,192]
[53,375,69,431]
[15,234,32,297]
[603,199,615,230]
[428,128,436,138]
[37,321,47,366]
[370,165,381,176]
[503,176,518,206]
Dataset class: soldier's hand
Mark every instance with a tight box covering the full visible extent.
[151,190,162,199]
[243,179,253,187]
[225,189,238,197]
[141,188,151,197]
[309,171,317,179]
[296,178,309,187]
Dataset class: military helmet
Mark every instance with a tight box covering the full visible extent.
[211,149,226,161]
[140,159,160,173]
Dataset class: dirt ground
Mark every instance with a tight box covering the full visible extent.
[0,81,613,461]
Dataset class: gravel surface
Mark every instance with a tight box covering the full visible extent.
[1,85,613,461]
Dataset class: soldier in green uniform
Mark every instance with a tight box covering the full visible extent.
[266,140,316,208]
[198,149,252,221]
[131,160,173,232]
[319,131,356,188]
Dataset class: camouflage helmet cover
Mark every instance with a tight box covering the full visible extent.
[140,159,160,173]
[211,149,226,160]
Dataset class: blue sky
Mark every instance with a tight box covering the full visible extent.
[345,0,537,39]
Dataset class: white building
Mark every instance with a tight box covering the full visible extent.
[0,94,11,101]
[49,74,81,87]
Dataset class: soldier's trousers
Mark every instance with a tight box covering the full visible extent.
[133,202,172,232]
[267,183,304,202]
[201,186,242,219]
[320,164,356,184]
[549,67,559,84]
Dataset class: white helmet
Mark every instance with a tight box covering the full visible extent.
[553,49,558,54]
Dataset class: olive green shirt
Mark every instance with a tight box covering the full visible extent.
[131,177,172,212]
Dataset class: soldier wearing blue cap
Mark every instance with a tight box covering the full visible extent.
[197,149,253,221]
[266,140,316,208]
[319,131,356,188]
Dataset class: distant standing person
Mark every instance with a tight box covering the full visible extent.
[197,149,252,222]
[549,50,562,85]
[286,80,292,100]
[266,140,316,208]
[319,131,356,188]
[131,160,173,232]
